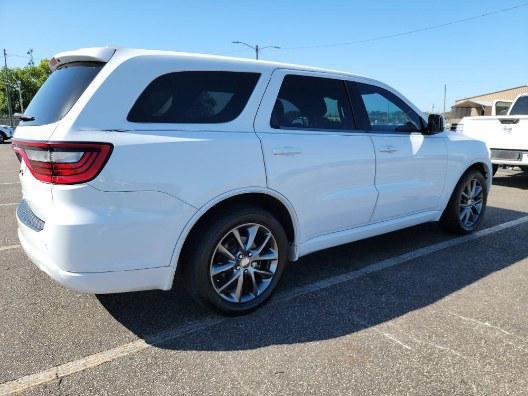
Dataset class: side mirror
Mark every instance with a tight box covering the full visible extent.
[427,114,444,133]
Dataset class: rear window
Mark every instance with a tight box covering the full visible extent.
[509,96,528,116]
[21,62,103,126]
[127,71,260,123]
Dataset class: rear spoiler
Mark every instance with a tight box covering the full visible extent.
[49,47,116,71]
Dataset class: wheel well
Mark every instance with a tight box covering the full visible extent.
[466,162,489,180]
[177,193,296,272]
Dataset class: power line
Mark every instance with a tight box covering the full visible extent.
[283,2,528,50]
[6,53,30,59]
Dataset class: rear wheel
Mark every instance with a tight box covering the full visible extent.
[182,205,288,314]
[439,170,487,235]
[0,133,5,144]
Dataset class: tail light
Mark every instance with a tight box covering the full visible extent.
[12,140,113,185]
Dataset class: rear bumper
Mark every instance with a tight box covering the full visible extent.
[16,185,196,293]
[18,227,172,293]
[490,149,528,166]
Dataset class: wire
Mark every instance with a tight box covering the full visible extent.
[283,2,528,50]
[6,53,30,59]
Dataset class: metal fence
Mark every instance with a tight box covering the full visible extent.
[0,116,18,127]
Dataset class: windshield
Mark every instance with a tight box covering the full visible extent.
[21,62,103,126]
[509,96,528,116]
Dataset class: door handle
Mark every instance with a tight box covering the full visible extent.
[379,145,398,154]
[272,146,302,156]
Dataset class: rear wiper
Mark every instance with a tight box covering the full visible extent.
[14,113,35,121]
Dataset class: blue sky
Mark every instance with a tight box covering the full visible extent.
[1,0,527,112]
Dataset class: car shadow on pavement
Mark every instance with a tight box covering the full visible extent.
[97,205,528,351]
[493,170,528,190]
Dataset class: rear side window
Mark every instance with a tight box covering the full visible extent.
[354,82,424,133]
[21,62,103,126]
[128,72,260,123]
[509,96,528,116]
[271,75,354,131]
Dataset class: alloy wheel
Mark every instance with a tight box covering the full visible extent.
[459,177,484,229]
[210,223,279,304]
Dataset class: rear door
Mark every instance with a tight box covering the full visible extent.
[14,62,104,221]
[348,81,447,222]
[254,70,378,243]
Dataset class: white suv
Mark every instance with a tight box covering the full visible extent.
[14,47,491,314]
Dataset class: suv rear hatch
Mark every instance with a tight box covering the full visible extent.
[14,48,113,223]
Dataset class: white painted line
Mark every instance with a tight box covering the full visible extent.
[0,203,17,207]
[0,182,19,185]
[1,214,528,395]
[0,244,20,252]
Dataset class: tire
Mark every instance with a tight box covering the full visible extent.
[182,205,289,315]
[439,169,488,235]
[492,164,499,176]
[520,166,528,173]
[0,133,5,144]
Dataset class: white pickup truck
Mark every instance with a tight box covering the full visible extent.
[459,94,528,175]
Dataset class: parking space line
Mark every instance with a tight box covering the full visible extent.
[1,214,528,395]
[0,182,19,185]
[0,203,17,207]
[0,244,20,252]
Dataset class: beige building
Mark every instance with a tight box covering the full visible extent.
[451,85,528,124]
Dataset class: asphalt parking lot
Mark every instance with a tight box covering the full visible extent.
[1,142,527,396]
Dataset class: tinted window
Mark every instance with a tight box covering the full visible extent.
[509,96,528,116]
[494,101,511,116]
[271,75,354,130]
[128,72,260,123]
[21,62,103,126]
[355,83,424,132]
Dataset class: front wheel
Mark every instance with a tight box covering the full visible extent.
[182,205,288,315]
[439,170,488,235]
[0,134,5,144]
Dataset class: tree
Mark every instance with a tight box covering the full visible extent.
[0,59,51,116]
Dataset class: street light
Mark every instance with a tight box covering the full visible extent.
[232,41,280,60]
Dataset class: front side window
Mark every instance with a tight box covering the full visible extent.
[128,71,260,123]
[509,96,528,116]
[355,83,424,133]
[270,75,354,130]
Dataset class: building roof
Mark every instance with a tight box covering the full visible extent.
[456,85,528,104]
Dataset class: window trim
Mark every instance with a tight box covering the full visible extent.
[347,81,427,135]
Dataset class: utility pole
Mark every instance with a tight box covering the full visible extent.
[232,41,280,60]
[27,48,34,67]
[443,84,447,114]
[2,49,14,127]
[15,80,24,113]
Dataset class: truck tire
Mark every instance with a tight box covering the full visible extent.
[492,164,499,176]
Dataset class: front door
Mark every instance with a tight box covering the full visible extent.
[349,81,448,222]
